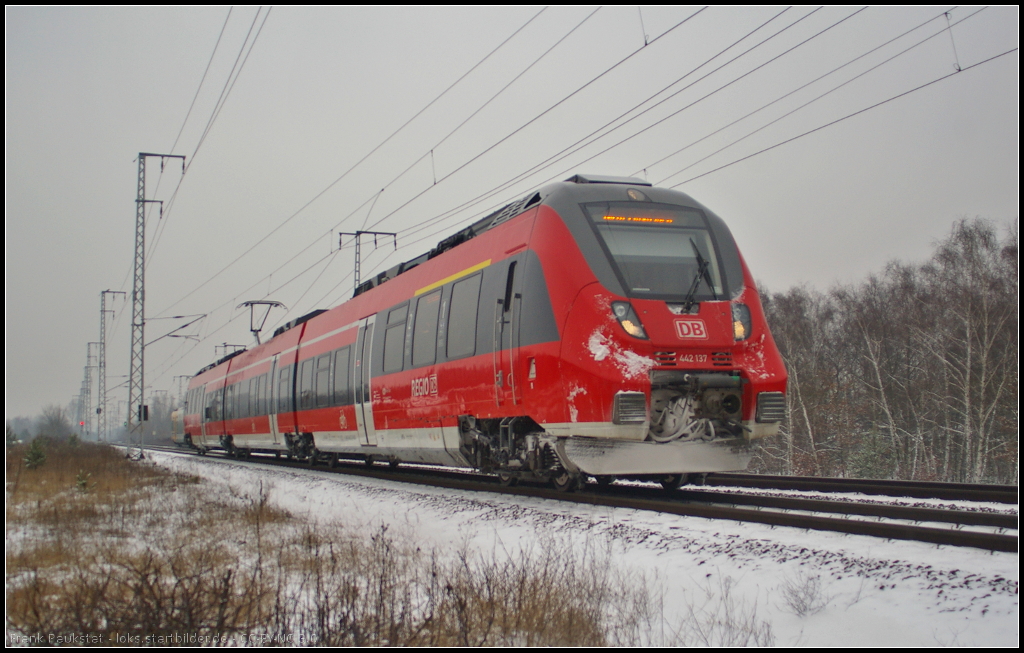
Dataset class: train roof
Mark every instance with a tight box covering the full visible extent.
[193,174,691,376]
[348,174,657,299]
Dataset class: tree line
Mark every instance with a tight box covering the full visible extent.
[754,218,1017,484]
[7,393,178,447]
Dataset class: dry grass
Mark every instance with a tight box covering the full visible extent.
[5,442,646,646]
[778,571,830,617]
[7,439,169,502]
[6,441,774,646]
[679,577,776,646]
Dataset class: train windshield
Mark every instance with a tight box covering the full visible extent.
[584,202,727,300]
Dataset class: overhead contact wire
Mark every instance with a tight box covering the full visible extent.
[654,7,981,186]
[639,7,961,178]
[191,7,267,165]
[362,7,707,234]
[531,6,870,194]
[380,6,796,244]
[669,48,1018,187]
[170,7,234,155]
[149,7,272,272]
[365,5,806,249]
[358,6,601,215]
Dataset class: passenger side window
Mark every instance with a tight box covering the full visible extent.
[412,290,441,366]
[278,366,292,414]
[383,304,409,373]
[315,354,332,407]
[249,376,260,417]
[333,347,351,405]
[225,384,235,420]
[260,372,269,415]
[447,274,481,359]
[299,359,314,409]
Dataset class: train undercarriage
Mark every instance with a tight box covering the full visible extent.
[195,370,761,492]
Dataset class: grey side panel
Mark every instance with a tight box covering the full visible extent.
[517,249,560,348]
[542,186,627,297]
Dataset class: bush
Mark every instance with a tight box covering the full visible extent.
[23,438,46,470]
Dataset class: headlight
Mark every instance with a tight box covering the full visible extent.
[611,302,648,339]
[732,303,751,341]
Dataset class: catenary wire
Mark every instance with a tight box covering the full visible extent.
[350,5,830,253]
[361,8,707,234]
[153,5,611,336]
[653,7,983,186]
[667,47,1017,187]
[366,6,803,246]
[152,7,548,319]
[147,7,272,270]
[346,5,602,231]
[635,6,960,178]
[148,9,1008,385]
[170,7,234,155]
[501,6,869,202]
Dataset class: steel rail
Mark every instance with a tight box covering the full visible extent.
[636,487,1017,529]
[708,473,1018,504]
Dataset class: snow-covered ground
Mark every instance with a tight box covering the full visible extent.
[152,452,1018,647]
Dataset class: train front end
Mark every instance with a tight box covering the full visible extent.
[534,176,787,480]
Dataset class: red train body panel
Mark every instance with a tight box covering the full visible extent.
[184,175,787,488]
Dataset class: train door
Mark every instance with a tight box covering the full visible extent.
[493,258,523,407]
[197,385,208,446]
[354,316,378,446]
[275,354,297,439]
[267,356,281,446]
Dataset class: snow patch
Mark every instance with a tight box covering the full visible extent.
[588,329,656,379]
[567,385,588,423]
[614,348,657,379]
[145,452,1020,647]
[587,331,611,361]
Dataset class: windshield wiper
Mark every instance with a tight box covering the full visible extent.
[683,238,717,311]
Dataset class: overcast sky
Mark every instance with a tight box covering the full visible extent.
[5,6,1018,422]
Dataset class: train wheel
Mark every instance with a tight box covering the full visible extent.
[552,471,580,492]
[595,475,614,488]
[364,457,375,468]
[660,474,690,491]
[497,472,518,487]
[389,459,400,469]
[329,454,339,468]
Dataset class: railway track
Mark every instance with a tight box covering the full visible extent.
[708,472,1018,504]
[139,445,1018,553]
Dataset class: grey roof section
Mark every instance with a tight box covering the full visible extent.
[564,174,652,186]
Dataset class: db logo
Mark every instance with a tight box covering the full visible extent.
[674,319,708,339]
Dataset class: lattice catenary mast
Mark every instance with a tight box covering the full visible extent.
[128,153,184,445]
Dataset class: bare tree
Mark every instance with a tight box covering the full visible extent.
[37,404,75,441]
[755,218,1017,484]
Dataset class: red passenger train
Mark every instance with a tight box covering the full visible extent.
[183,175,787,490]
